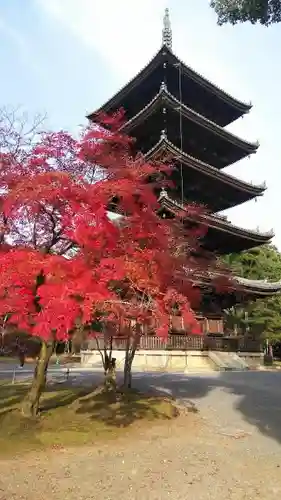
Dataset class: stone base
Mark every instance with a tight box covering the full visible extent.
[81,349,264,373]
[81,349,216,372]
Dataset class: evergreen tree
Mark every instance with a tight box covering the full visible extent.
[223,245,281,340]
[210,0,281,26]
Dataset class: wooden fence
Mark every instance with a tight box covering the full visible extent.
[86,335,262,353]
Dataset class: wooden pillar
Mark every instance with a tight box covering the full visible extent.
[204,315,224,335]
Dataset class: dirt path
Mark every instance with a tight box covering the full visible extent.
[1,413,280,500]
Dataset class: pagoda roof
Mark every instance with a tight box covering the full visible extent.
[144,134,265,212]
[234,276,281,295]
[196,273,281,297]
[121,85,258,167]
[88,46,251,127]
[196,274,281,300]
[158,190,274,254]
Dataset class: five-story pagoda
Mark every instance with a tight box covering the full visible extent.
[88,9,281,338]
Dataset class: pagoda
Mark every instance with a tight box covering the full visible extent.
[87,9,281,337]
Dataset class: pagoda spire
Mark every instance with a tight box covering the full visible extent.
[162,8,172,50]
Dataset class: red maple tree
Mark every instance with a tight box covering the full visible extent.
[0,110,228,415]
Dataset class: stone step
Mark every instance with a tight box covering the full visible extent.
[208,351,249,371]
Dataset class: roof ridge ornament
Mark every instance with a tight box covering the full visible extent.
[160,129,167,140]
[158,186,168,202]
[162,8,172,50]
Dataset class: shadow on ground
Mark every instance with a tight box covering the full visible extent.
[132,371,281,445]
[39,384,176,428]
[75,388,177,427]
[0,383,28,412]
[42,386,90,412]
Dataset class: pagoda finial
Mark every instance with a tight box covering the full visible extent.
[162,8,172,50]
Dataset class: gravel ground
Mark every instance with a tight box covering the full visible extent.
[0,412,280,500]
[1,371,281,499]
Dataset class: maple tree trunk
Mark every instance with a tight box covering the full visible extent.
[21,340,54,418]
[123,329,139,390]
[103,341,116,391]
[123,355,132,389]
[95,334,117,391]
[123,349,135,389]
[104,360,116,391]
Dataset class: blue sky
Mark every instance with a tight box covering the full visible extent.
[0,0,280,248]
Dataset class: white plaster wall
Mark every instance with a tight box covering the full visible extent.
[80,349,215,372]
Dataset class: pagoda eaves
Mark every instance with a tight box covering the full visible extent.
[194,276,281,306]
[158,189,273,255]
[234,276,281,296]
[87,46,251,128]
[145,135,265,212]
[121,84,258,168]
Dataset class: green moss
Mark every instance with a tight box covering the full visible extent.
[0,382,178,457]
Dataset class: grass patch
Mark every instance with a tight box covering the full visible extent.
[0,381,178,457]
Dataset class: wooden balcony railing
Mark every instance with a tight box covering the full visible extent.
[85,335,262,353]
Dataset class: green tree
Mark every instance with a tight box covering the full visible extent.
[210,0,281,26]
[224,245,281,281]
[223,245,281,340]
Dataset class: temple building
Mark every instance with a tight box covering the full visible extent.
[87,9,281,343]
